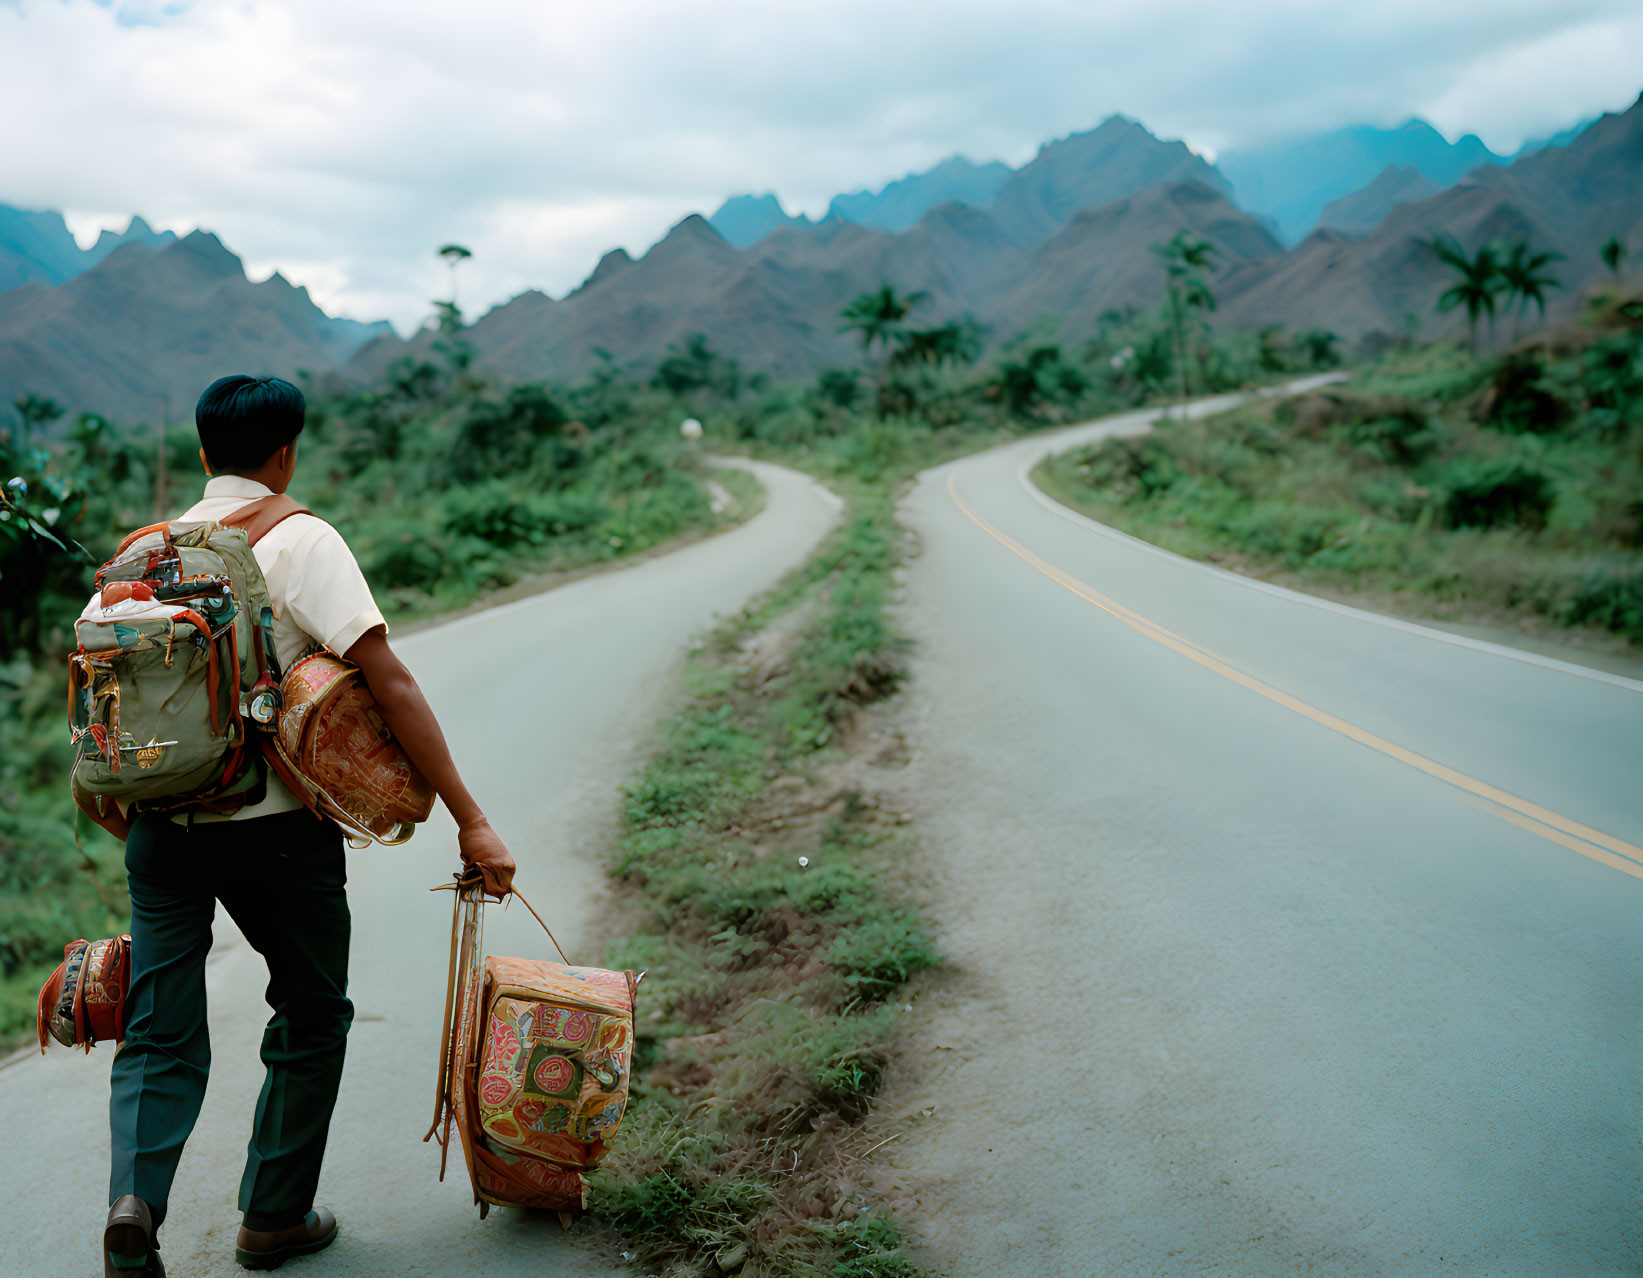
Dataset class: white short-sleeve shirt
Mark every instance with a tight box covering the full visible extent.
[170,475,388,821]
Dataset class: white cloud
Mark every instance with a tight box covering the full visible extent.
[1,0,1638,332]
[1419,11,1643,149]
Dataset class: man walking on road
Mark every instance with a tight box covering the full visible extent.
[102,375,517,1276]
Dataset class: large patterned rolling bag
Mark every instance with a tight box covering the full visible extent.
[426,873,641,1223]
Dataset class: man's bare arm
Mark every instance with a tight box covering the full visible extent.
[343,626,516,895]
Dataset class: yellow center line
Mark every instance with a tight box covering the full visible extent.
[946,471,1643,882]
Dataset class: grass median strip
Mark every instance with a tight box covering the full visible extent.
[587,487,937,1278]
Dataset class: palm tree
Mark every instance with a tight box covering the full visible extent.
[838,284,929,354]
[438,243,472,308]
[1497,241,1563,339]
[1151,232,1218,404]
[890,317,985,370]
[1431,234,1503,353]
[1600,236,1627,279]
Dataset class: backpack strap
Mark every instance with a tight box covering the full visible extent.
[221,493,314,546]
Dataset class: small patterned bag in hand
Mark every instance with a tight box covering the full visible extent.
[36,935,131,1052]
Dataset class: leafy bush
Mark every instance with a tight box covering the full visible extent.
[1442,458,1557,531]
[1082,434,1182,499]
[354,518,447,591]
[993,344,1089,415]
[1578,332,1643,440]
[1561,566,1643,641]
[1486,353,1572,434]
[815,368,862,410]
[448,382,569,482]
[1220,502,1349,567]
[1348,407,1438,465]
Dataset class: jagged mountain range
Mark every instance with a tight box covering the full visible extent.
[0,97,1632,420]
[710,114,1598,251]
[711,156,1017,247]
[348,96,1638,386]
[0,229,391,422]
[0,208,179,293]
[1215,97,1642,341]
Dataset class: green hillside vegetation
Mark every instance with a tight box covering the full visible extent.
[1037,294,1643,646]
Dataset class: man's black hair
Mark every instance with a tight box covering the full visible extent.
[195,375,305,475]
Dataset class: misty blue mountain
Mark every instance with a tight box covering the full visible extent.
[1217,119,1510,243]
[826,156,1013,233]
[0,207,178,292]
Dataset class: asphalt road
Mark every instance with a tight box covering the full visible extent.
[0,460,840,1277]
[888,389,1643,1274]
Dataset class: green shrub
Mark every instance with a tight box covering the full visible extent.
[1561,567,1643,641]
[1576,332,1643,440]
[441,483,544,548]
[816,368,862,410]
[1348,408,1438,465]
[355,519,447,591]
[1486,353,1572,434]
[1442,458,1557,531]
[1084,434,1182,499]
[1219,502,1348,567]
[993,344,1089,415]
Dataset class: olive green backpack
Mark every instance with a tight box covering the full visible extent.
[68,495,309,823]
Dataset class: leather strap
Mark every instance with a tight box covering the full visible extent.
[220,493,313,546]
[511,887,571,965]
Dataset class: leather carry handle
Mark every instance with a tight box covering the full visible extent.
[510,886,571,965]
[429,869,570,964]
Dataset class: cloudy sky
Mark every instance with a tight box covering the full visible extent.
[2,0,1640,332]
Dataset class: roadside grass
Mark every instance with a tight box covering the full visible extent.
[586,484,938,1277]
[1034,330,1643,649]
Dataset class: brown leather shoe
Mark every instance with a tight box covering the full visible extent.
[105,1195,165,1277]
[234,1207,339,1270]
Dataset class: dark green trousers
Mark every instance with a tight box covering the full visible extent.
[109,808,353,1233]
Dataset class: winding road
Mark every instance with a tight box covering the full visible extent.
[0,460,841,1277]
[888,390,1642,1273]
[6,396,1639,1275]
